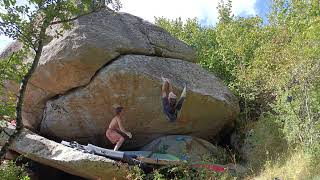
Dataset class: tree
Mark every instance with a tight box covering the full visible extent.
[0,0,121,161]
[217,0,233,24]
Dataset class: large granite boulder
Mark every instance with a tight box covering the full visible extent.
[1,9,239,149]
[0,128,127,180]
[40,55,239,148]
[19,9,196,130]
[0,80,19,105]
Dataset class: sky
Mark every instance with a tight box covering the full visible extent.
[0,0,271,52]
[121,0,270,26]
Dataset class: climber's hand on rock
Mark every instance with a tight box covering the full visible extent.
[181,83,187,98]
[161,76,169,83]
[161,76,166,82]
[126,132,132,138]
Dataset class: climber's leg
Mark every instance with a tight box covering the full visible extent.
[113,136,124,151]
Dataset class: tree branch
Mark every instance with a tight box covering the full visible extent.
[15,28,37,52]
[0,21,37,51]
[50,7,103,25]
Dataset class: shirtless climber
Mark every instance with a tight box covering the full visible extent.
[161,77,187,122]
[106,106,132,151]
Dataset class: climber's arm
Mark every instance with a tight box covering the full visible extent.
[168,79,173,92]
[162,78,170,98]
[161,77,172,115]
[117,117,132,138]
[176,85,187,111]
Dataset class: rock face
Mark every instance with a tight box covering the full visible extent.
[40,55,239,148]
[1,9,239,149]
[0,80,19,104]
[0,128,127,180]
[141,135,227,162]
[0,41,22,59]
[20,9,196,130]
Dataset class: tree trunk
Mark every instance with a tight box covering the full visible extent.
[0,25,47,161]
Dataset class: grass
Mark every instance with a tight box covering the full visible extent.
[252,150,319,180]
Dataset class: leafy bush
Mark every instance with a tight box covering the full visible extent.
[156,0,320,178]
[0,50,29,120]
[127,162,234,180]
[0,160,30,180]
[241,116,288,171]
[126,165,146,180]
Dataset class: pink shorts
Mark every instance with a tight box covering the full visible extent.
[106,129,123,144]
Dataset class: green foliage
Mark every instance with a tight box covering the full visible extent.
[248,1,320,153]
[243,116,288,171]
[255,150,318,179]
[217,0,233,24]
[128,163,234,180]
[0,0,121,48]
[127,166,146,180]
[0,50,29,119]
[156,0,320,178]
[0,160,30,180]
